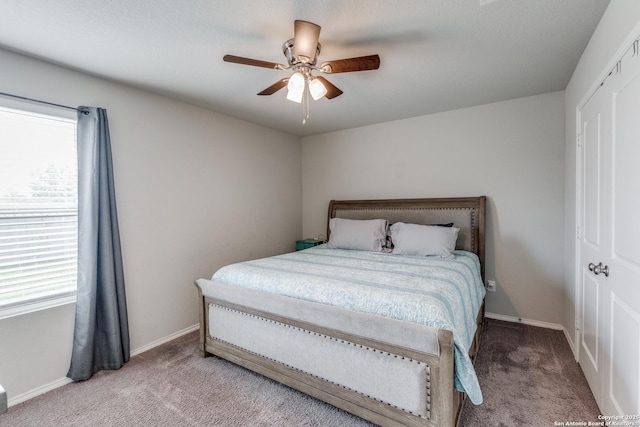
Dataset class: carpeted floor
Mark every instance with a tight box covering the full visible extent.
[1,319,599,426]
[459,319,600,426]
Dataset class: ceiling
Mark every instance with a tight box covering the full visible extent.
[0,0,610,137]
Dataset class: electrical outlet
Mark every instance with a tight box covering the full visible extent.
[486,280,496,292]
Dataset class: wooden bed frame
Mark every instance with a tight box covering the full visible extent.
[195,196,486,427]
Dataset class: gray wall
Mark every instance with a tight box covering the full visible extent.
[0,48,302,402]
[301,92,566,326]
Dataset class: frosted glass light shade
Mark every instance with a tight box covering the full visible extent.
[286,87,303,103]
[286,72,305,103]
[287,72,305,91]
[308,78,327,100]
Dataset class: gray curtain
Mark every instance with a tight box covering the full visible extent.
[67,107,129,381]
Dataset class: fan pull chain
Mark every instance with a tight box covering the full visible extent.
[302,83,310,124]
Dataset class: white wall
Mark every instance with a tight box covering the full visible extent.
[302,91,565,325]
[563,0,640,350]
[0,48,301,402]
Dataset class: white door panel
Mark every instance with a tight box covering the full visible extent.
[579,84,610,408]
[612,63,640,268]
[604,50,640,416]
[583,109,601,248]
[578,39,640,417]
[609,294,640,414]
[582,270,600,369]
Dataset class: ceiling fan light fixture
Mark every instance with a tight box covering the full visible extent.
[287,72,305,91]
[286,72,305,103]
[286,87,304,103]
[308,77,327,100]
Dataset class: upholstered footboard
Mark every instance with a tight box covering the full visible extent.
[195,279,482,427]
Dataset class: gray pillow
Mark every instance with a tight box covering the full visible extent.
[327,218,388,252]
[390,222,460,259]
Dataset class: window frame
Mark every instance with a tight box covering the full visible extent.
[0,96,78,320]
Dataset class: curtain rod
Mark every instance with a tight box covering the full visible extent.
[0,91,85,114]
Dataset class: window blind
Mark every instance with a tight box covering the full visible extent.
[0,107,77,309]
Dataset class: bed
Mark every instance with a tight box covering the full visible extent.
[194,196,486,427]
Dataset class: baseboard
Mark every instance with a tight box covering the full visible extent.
[485,312,564,330]
[563,327,578,360]
[8,377,73,407]
[7,323,199,408]
[130,323,199,357]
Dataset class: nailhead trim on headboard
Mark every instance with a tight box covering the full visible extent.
[331,206,477,252]
[327,197,486,280]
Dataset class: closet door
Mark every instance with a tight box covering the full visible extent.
[578,42,640,416]
[578,80,611,409]
[603,47,640,416]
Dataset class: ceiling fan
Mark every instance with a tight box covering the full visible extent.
[223,20,380,123]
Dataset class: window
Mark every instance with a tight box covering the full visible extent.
[0,104,77,318]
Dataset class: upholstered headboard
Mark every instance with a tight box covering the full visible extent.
[327,196,486,279]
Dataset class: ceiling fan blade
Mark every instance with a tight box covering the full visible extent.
[320,54,380,73]
[294,20,321,63]
[257,79,288,96]
[315,76,343,99]
[223,54,282,70]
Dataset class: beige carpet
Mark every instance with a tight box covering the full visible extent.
[2,319,599,426]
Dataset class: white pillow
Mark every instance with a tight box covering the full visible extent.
[390,222,460,259]
[327,218,388,252]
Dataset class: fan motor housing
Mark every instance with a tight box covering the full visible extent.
[282,39,321,66]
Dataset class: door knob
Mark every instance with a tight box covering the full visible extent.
[594,263,609,277]
[590,262,610,277]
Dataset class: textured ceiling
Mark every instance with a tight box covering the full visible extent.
[0,0,610,136]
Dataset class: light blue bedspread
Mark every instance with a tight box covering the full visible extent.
[212,244,485,404]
